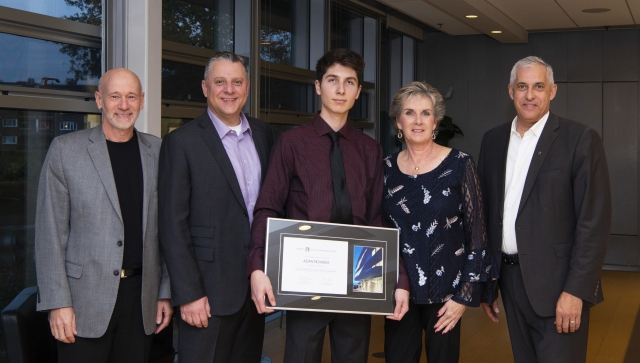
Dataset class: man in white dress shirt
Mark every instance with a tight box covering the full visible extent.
[477,56,611,363]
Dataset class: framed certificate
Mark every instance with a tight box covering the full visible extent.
[264,218,399,315]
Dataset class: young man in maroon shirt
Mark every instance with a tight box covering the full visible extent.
[248,48,409,363]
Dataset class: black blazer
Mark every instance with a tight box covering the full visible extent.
[158,112,274,315]
[477,113,611,317]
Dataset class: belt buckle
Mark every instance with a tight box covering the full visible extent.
[120,269,127,278]
[502,253,518,265]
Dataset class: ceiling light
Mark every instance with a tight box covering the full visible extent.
[582,8,610,13]
[491,30,502,34]
[466,15,478,19]
[260,40,271,45]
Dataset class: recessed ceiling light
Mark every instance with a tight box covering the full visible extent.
[466,15,478,19]
[582,8,610,13]
[491,30,502,34]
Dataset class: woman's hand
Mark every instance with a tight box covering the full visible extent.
[387,288,410,321]
[434,299,466,334]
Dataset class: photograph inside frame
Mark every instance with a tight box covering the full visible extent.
[353,245,384,294]
[264,218,398,315]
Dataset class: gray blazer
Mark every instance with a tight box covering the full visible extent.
[35,125,170,338]
[158,113,274,315]
[478,113,612,316]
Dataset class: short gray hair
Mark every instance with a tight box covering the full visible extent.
[203,52,249,80]
[510,56,554,86]
[389,82,446,142]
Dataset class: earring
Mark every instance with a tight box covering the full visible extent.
[398,130,403,139]
[431,131,436,140]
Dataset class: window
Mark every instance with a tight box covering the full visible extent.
[2,135,17,144]
[162,60,206,103]
[59,121,78,131]
[162,0,234,52]
[2,119,18,127]
[0,109,100,355]
[261,0,311,68]
[0,32,100,93]
[350,93,368,120]
[329,3,378,134]
[379,27,417,155]
[0,0,102,26]
[260,77,316,113]
[331,4,364,54]
[0,3,101,354]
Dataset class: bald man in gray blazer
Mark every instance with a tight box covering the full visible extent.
[35,68,172,363]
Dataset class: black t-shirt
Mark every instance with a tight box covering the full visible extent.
[106,132,144,270]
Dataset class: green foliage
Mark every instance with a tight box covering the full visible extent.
[162,0,233,51]
[59,44,101,83]
[63,0,101,26]
[163,0,213,47]
[435,115,464,147]
[59,1,101,84]
[260,26,292,64]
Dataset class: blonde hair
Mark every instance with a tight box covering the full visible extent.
[389,82,445,142]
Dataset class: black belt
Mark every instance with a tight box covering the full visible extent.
[120,268,142,278]
[502,253,519,265]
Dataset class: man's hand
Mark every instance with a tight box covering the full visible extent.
[50,307,77,343]
[556,291,582,333]
[155,299,173,333]
[434,299,466,334]
[386,288,410,321]
[250,270,275,314]
[180,296,211,328]
[482,300,500,323]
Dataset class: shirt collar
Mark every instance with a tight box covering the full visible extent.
[510,111,550,138]
[208,108,252,139]
[311,111,354,139]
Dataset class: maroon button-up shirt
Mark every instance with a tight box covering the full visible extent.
[247,113,386,275]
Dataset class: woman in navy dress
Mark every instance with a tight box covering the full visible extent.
[383,82,496,363]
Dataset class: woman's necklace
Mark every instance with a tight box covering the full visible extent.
[407,144,436,172]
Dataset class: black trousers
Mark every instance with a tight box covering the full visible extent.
[283,310,371,363]
[384,301,461,363]
[500,263,590,363]
[177,288,264,363]
[57,275,153,363]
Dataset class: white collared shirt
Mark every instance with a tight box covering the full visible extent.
[502,112,550,254]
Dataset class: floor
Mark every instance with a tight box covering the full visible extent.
[261,270,640,363]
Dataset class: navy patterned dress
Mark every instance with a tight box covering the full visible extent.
[383,149,495,307]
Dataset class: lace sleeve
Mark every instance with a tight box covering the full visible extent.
[452,157,498,306]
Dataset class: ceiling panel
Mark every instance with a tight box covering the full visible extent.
[427,0,527,42]
[379,0,638,44]
[378,0,479,35]
[628,0,640,24]
[485,0,576,30]
[556,0,634,27]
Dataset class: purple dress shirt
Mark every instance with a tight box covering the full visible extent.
[208,108,261,225]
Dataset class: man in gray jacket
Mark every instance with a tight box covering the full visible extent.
[35,68,172,363]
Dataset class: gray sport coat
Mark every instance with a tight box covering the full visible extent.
[35,125,171,338]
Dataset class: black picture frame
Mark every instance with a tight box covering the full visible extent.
[264,218,399,315]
